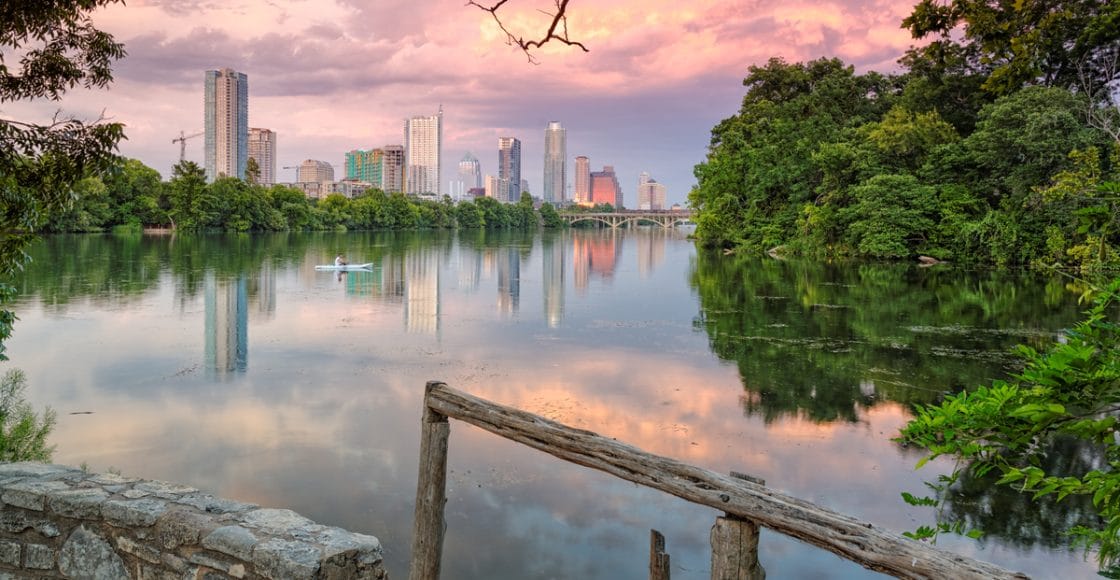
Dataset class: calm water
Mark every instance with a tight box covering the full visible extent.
[4,229,1101,578]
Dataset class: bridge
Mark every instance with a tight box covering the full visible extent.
[558,209,692,229]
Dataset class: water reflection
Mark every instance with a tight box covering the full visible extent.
[204,272,248,377]
[5,229,1099,579]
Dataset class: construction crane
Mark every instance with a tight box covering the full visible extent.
[172,130,204,162]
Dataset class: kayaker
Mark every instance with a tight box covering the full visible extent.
[335,254,347,267]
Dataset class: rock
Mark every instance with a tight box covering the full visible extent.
[59,525,131,579]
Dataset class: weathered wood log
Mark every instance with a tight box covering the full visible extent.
[650,529,670,580]
[711,472,766,580]
[409,382,451,580]
[423,383,1030,580]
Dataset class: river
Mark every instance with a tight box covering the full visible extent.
[4,228,1100,578]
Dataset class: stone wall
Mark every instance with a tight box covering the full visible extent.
[0,463,386,579]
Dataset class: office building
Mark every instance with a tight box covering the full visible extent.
[298,159,334,184]
[574,155,590,204]
[590,165,623,209]
[346,149,384,185]
[204,68,248,182]
[247,128,276,185]
[405,108,442,195]
[454,152,482,200]
[381,145,405,193]
[637,172,667,210]
[543,121,566,204]
[498,137,521,203]
[485,175,508,200]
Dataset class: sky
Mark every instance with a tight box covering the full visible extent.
[16,0,922,207]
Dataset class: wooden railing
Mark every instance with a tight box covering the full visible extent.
[409,382,1031,580]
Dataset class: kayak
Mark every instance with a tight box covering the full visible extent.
[315,263,374,271]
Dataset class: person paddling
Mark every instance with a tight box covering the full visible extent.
[335,254,347,268]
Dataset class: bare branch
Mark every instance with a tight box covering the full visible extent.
[468,0,588,63]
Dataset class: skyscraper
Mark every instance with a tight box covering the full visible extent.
[381,145,405,193]
[638,174,667,210]
[346,149,384,185]
[204,68,248,182]
[590,165,623,209]
[498,137,521,203]
[543,121,566,204]
[404,108,442,195]
[455,152,482,200]
[574,155,590,204]
[247,128,275,185]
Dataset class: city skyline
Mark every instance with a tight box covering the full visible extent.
[24,1,921,207]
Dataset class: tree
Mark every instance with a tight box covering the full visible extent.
[245,156,260,185]
[167,161,213,230]
[901,0,1120,97]
[1,0,127,359]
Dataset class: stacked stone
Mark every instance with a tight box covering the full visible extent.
[0,463,386,579]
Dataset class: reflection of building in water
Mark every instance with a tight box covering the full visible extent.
[457,246,481,291]
[406,249,440,334]
[497,247,520,314]
[205,272,248,378]
[573,231,620,293]
[381,255,406,301]
[542,235,564,327]
[246,261,276,320]
[636,230,666,279]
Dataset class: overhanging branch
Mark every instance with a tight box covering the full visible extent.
[468,0,588,63]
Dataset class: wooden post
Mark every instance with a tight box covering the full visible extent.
[710,472,766,580]
[409,382,451,580]
[650,529,670,580]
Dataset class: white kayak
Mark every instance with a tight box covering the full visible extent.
[315,263,374,271]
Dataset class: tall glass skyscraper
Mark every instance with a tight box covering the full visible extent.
[498,137,521,203]
[405,107,443,195]
[543,121,566,204]
[204,68,248,182]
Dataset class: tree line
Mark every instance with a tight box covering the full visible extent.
[44,159,568,233]
[689,0,1120,270]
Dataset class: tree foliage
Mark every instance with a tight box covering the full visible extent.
[1,0,127,360]
[690,2,1119,267]
[898,279,1120,568]
[0,370,55,462]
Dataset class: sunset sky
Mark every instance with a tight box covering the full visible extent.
[21,0,922,206]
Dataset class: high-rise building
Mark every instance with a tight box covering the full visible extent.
[298,159,334,184]
[204,68,248,182]
[498,137,521,203]
[346,149,384,185]
[574,156,590,204]
[485,174,508,200]
[543,121,566,204]
[638,176,667,210]
[404,108,442,195]
[247,128,276,185]
[381,145,405,193]
[590,165,623,209]
[454,152,482,200]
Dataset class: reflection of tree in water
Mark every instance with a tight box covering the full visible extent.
[939,436,1104,550]
[690,250,1084,423]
